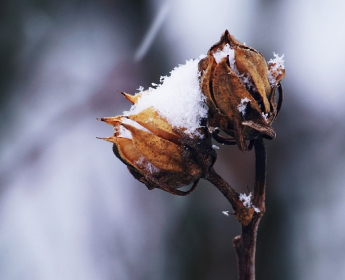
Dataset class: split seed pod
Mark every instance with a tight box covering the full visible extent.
[98,93,216,195]
[198,30,285,151]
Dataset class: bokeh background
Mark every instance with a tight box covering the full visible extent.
[1,0,345,279]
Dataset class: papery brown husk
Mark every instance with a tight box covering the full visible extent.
[102,105,217,193]
[198,30,284,151]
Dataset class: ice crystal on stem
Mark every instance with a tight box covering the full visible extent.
[239,192,260,213]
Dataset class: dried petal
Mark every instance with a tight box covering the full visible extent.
[198,55,218,113]
[234,48,271,112]
[127,107,180,144]
[97,116,122,127]
[122,122,184,173]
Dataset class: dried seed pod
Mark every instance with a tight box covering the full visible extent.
[98,98,216,195]
[198,30,285,151]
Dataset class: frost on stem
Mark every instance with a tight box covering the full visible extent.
[239,192,260,213]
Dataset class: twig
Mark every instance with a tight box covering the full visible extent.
[205,168,239,214]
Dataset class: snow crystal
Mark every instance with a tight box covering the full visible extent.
[137,86,144,92]
[213,43,235,64]
[239,192,252,208]
[213,44,255,91]
[261,112,268,121]
[268,53,285,69]
[159,76,167,83]
[267,53,285,86]
[240,74,255,91]
[124,58,208,137]
[237,97,251,117]
[253,206,260,213]
[239,192,260,213]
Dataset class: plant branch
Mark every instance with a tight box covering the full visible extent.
[205,138,267,280]
[252,138,267,210]
[205,167,239,213]
[233,137,267,280]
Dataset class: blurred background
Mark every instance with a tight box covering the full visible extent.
[1,0,345,279]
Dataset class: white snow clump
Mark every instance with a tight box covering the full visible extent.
[124,57,208,137]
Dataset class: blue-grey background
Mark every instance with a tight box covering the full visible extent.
[1,0,345,279]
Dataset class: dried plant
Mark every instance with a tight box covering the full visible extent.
[98,30,285,280]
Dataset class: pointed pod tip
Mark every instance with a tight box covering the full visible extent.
[98,116,122,126]
[96,136,117,143]
[121,92,140,104]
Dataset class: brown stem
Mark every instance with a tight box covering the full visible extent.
[252,138,267,209]
[234,138,267,280]
[206,138,267,280]
[205,167,239,212]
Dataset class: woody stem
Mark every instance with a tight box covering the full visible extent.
[205,138,266,280]
[233,137,266,280]
[205,168,239,212]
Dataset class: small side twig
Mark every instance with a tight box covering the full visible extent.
[205,167,239,213]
